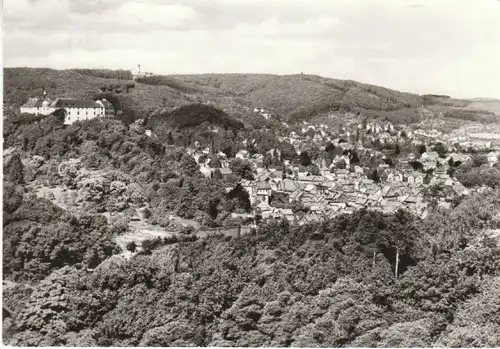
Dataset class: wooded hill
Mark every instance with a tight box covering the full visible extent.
[4,68,424,125]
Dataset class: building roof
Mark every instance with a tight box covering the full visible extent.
[21,98,41,108]
[55,99,102,108]
[257,200,271,210]
[304,184,316,192]
[256,181,271,190]
[219,167,233,175]
[404,195,419,203]
[236,150,249,157]
[240,179,252,187]
[290,189,303,200]
[355,197,368,205]
[269,181,279,191]
[271,170,284,178]
[98,99,115,109]
[280,179,298,192]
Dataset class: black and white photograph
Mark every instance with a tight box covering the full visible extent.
[2,0,500,347]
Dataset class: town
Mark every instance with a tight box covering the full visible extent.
[181,111,499,226]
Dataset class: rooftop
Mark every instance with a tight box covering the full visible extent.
[256,181,271,190]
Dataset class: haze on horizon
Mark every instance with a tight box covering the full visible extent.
[4,0,500,99]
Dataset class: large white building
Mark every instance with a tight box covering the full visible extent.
[20,91,112,125]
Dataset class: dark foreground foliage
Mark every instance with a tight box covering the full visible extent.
[3,199,500,346]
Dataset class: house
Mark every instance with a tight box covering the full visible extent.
[405,171,424,185]
[404,196,419,204]
[278,179,299,193]
[335,169,350,178]
[368,190,383,202]
[256,199,271,211]
[275,208,295,221]
[265,177,278,190]
[200,166,213,179]
[452,182,469,196]
[256,181,272,204]
[217,151,228,159]
[355,197,369,207]
[421,151,439,164]
[381,168,404,183]
[270,170,284,181]
[99,99,115,117]
[289,189,304,202]
[218,167,233,176]
[487,151,499,166]
[354,165,364,174]
[235,150,250,160]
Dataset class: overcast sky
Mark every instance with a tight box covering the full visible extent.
[4,0,500,98]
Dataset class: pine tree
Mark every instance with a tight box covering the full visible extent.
[395,143,401,155]
[5,154,24,185]
[167,132,175,145]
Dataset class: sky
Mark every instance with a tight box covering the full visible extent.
[3,0,500,98]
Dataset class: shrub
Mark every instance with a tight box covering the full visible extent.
[126,241,137,253]
[141,237,163,254]
[143,208,152,220]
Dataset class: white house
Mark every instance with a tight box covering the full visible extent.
[487,151,499,167]
[235,150,250,160]
[59,100,106,125]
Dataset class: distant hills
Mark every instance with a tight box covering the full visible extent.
[3,67,498,129]
[465,99,500,115]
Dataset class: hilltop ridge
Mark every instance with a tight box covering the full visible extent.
[3,68,420,121]
[4,68,498,128]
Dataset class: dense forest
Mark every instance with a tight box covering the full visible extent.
[71,69,133,81]
[3,191,500,346]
